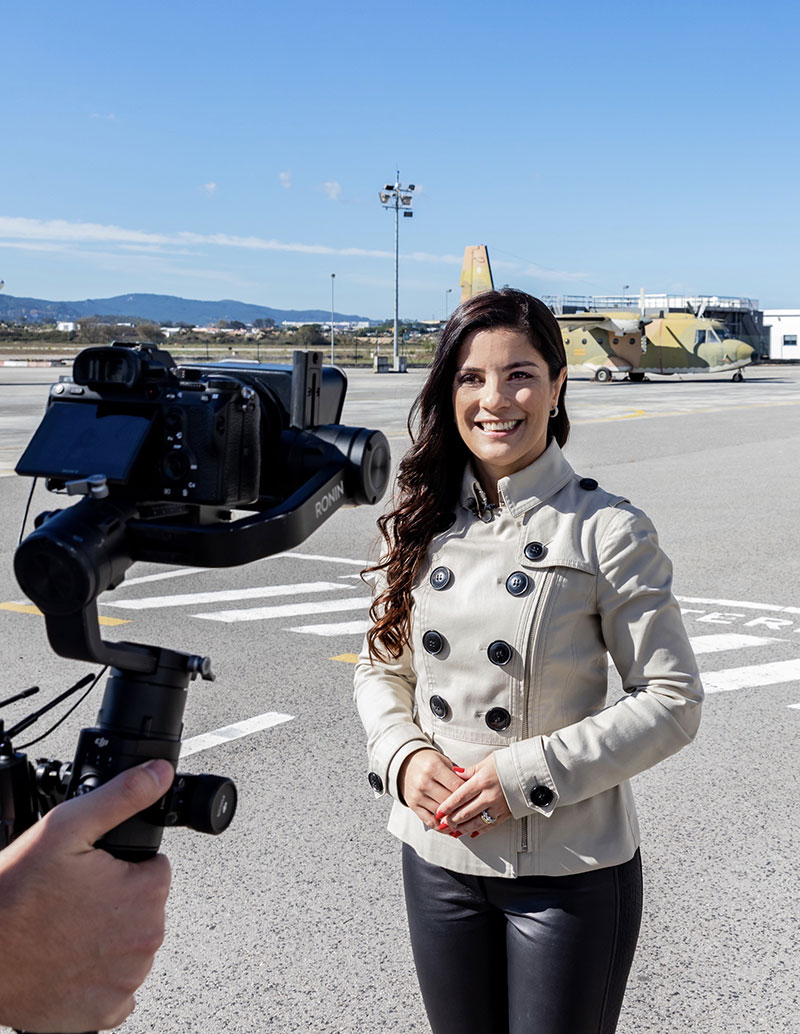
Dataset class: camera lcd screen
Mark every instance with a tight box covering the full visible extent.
[16,401,155,482]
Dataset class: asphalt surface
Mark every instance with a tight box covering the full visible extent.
[1,363,799,1033]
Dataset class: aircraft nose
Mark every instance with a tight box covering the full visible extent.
[735,340,755,362]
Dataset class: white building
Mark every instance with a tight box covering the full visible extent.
[762,309,800,360]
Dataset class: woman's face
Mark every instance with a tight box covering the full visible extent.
[452,326,566,491]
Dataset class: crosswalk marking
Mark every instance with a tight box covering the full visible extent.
[106,582,346,610]
[180,712,294,758]
[195,595,370,623]
[288,619,370,637]
[122,566,209,587]
[688,633,782,655]
[678,596,800,616]
[702,660,800,695]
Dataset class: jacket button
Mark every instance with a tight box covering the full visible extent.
[423,630,445,655]
[487,640,513,666]
[430,695,450,719]
[524,541,547,561]
[485,707,511,731]
[529,785,554,807]
[368,772,383,794]
[579,477,598,491]
[430,566,452,590]
[505,571,530,596]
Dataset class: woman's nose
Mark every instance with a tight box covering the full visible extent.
[481,377,510,409]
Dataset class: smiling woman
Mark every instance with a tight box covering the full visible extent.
[354,288,702,1034]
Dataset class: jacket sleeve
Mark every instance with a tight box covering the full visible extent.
[494,505,703,818]
[353,626,433,801]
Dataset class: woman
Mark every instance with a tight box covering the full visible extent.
[354,289,702,1034]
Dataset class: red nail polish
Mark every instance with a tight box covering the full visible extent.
[470,831,480,838]
[437,822,448,831]
[451,831,463,838]
[453,766,465,773]
[435,811,444,821]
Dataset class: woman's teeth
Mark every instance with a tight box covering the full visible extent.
[478,420,520,432]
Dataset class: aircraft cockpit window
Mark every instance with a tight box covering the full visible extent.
[694,330,707,346]
[715,326,731,340]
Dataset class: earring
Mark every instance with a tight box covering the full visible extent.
[550,405,559,418]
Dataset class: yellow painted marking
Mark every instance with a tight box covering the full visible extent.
[572,398,800,425]
[331,653,359,664]
[0,602,130,626]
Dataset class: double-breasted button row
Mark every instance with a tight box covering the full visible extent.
[428,695,512,732]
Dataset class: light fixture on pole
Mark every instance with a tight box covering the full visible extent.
[445,287,452,320]
[330,273,336,365]
[378,171,415,372]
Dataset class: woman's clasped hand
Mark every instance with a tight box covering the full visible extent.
[398,749,511,838]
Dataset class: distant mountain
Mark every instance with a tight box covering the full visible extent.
[0,292,373,325]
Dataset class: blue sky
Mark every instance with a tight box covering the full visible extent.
[2,0,798,319]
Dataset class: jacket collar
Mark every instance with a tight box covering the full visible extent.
[459,440,575,520]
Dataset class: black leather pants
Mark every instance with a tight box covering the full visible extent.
[402,844,643,1034]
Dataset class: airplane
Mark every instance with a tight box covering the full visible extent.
[458,245,756,382]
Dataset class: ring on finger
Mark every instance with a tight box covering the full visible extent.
[479,810,497,826]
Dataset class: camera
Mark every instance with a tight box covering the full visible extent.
[4,341,390,862]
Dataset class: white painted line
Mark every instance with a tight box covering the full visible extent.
[689,633,782,655]
[285,551,367,567]
[702,660,800,695]
[288,619,371,636]
[106,582,346,610]
[194,595,370,623]
[678,596,800,616]
[123,567,210,587]
[179,712,294,758]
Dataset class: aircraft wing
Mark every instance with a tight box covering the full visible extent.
[555,314,650,335]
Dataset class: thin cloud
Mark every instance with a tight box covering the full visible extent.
[201,182,218,196]
[279,171,292,189]
[90,112,116,120]
[321,180,342,201]
[0,216,590,280]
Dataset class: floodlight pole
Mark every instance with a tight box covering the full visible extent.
[379,171,415,372]
[393,193,399,367]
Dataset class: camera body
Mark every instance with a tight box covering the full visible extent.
[17,343,269,508]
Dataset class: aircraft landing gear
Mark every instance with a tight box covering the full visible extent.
[594,368,612,383]
[628,371,646,382]
[732,370,745,382]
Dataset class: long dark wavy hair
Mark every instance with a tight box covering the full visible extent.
[365,288,570,661]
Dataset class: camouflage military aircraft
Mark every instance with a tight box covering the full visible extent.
[458,245,756,382]
[557,310,755,382]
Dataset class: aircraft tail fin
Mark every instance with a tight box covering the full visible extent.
[459,245,494,302]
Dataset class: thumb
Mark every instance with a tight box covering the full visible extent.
[52,759,174,849]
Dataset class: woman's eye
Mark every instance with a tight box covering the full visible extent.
[455,372,480,385]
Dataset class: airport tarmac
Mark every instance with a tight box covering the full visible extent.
[1,363,798,1033]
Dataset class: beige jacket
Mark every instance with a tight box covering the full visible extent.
[354,441,702,877]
